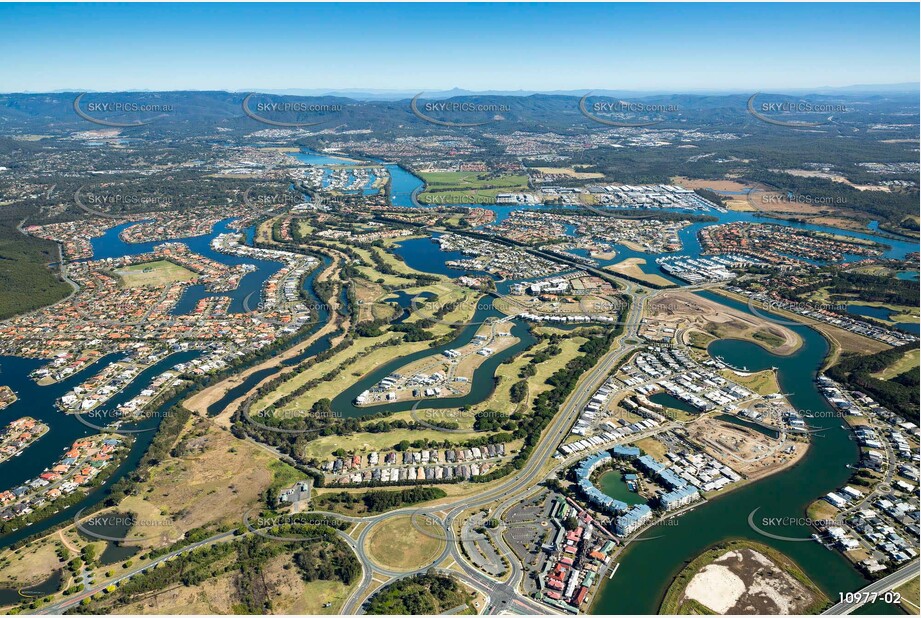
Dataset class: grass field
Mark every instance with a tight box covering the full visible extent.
[110,552,353,615]
[417,171,530,204]
[418,171,529,191]
[297,328,582,463]
[124,414,278,537]
[805,499,840,523]
[253,254,478,418]
[635,436,669,460]
[256,333,395,409]
[114,259,198,288]
[0,537,65,591]
[364,515,446,572]
[533,167,604,179]
[872,348,920,380]
[461,331,587,421]
[302,426,483,461]
[283,578,355,615]
[723,369,780,396]
[896,577,920,614]
[0,412,287,608]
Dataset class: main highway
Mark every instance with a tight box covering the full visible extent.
[821,560,918,615]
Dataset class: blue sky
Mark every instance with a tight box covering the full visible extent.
[1,3,917,92]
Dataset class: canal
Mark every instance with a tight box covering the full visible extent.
[0,216,310,551]
[329,297,536,418]
[205,254,339,416]
[590,290,898,614]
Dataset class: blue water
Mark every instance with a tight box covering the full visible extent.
[384,290,436,324]
[289,150,423,206]
[393,234,492,279]
[846,304,921,335]
[329,297,535,418]
[414,204,914,284]
[89,218,283,314]
[385,163,425,207]
[0,351,200,493]
[594,290,892,614]
[847,304,896,322]
[289,151,355,166]
[203,254,340,416]
[0,215,303,549]
[290,149,915,279]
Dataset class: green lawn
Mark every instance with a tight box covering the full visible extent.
[417,171,530,205]
[871,348,920,380]
[114,259,198,287]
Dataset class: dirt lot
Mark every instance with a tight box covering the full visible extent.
[671,177,751,192]
[649,290,801,355]
[681,545,826,614]
[670,177,756,212]
[686,416,807,482]
[605,258,676,288]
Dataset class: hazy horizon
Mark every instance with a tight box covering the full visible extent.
[1,3,918,92]
[5,83,920,97]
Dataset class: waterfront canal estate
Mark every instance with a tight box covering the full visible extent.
[0,3,918,617]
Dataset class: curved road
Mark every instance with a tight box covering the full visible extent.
[338,281,653,613]
[32,270,652,616]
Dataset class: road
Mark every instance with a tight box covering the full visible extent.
[32,270,652,616]
[36,531,237,615]
[338,280,653,613]
[342,282,650,614]
[821,560,918,615]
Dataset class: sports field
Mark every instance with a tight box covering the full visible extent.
[114,259,198,287]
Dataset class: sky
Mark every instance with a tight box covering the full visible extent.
[0,3,918,93]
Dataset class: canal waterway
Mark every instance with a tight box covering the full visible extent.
[89,218,282,314]
[2,147,912,604]
[329,297,535,418]
[204,254,339,416]
[591,290,896,614]
[274,164,910,610]
[291,148,916,286]
[0,350,201,551]
[0,215,297,552]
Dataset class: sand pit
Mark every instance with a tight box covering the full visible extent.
[649,290,801,355]
[685,563,747,613]
[671,544,827,614]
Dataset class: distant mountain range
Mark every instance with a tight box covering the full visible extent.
[11,83,920,100]
[1,88,916,138]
